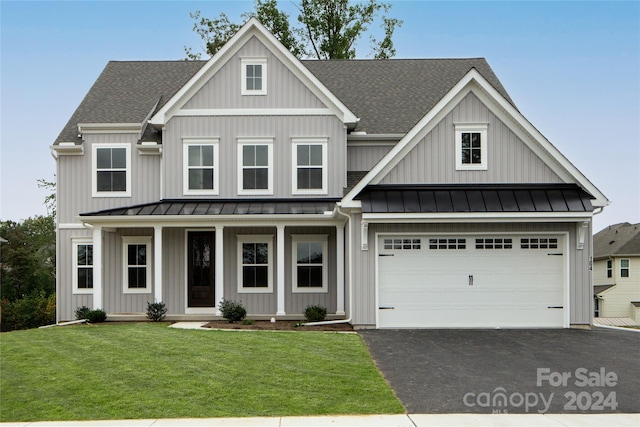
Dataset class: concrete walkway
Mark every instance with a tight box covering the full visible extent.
[3,413,639,426]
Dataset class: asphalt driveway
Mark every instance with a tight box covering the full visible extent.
[359,328,639,414]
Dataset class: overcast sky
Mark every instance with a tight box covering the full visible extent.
[1,0,638,233]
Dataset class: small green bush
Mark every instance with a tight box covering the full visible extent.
[0,291,56,331]
[304,305,327,322]
[146,301,167,322]
[219,299,247,323]
[242,318,255,325]
[75,306,91,320]
[85,309,107,323]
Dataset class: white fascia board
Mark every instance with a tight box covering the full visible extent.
[149,17,357,126]
[78,215,342,228]
[341,68,609,208]
[362,211,593,223]
[51,142,83,155]
[173,108,334,117]
[77,123,142,134]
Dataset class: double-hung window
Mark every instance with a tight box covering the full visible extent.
[237,236,272,293]
[238,139,273,195]
[455,124,488,170]
[183,139,219,195]
[292,235,328,293]
[72,238,93,294]
[606,259,613,278]
[292,138,327,194]
[620,259,630,278]
[92,144,131,197]
[122,236,152,294]
[241,58,267,95]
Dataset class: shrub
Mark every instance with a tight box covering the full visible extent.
[146,301,167,322]
[85,309,107,323]
[219,299,246,323]
[304,305,327,322]
[242,318,255,325]
[0,291,56,331]
[75,306,91,320]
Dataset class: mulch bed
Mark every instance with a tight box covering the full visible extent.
[203,320,354,332]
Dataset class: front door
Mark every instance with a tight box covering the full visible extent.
[188,231,215,307]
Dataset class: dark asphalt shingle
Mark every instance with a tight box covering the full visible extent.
[593,222,640,258]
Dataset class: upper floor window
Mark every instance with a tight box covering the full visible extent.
[292,138,328,195]
[122,236,152,294]
[72,238,93,294]
[241,58,267,95]
[455,124,487,171]
[92,144,131,197]
[238,138,273,195]
[183,139,219,195]
[620,259,630,278]
[606,259,613,278]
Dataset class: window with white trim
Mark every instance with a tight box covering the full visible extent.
[238,139,273,194]
[92,144,131,197]
[292,235,328,293]
[241,58,267,95]
[237,235,273,293]
[455,124,487,170]
[72,238,93,294]
[122,236,152,294]
[620,259,630,278]
[606,259,613,278]
[183,139,219,195]
[292,139,328,194]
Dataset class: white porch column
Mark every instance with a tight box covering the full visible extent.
[276,225,286,315]
[215,225,225,316]
[336,224,346,315]
[154,226,163,303]
[92,226,103,310]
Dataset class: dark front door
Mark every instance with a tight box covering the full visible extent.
[188,231,215,307]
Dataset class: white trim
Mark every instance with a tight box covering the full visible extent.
[276,225,286,315]
[237,138,274,195]
[237,235,274,294]
[292,138,328,195]
[58,223,87,230]
[577,221,589,250]
[122,236,152,294]
[51,142,83,155]
[78,123,141,134]
[91,143,131,198]
[341,69,609,208]
[374,231,570,329]
[154,226,163,302]
[183,138,220,196]
[79,216,341,228]
[149,17,357,126]
[215,226,225,315]
[240,57,267,96]
[173,108,334,117]
[336,224,345,315]
[138,142,162,156]
[92,227,103,309]
[455,123,488,170]
[291,234,329,293]
[362,212,593,223]
[72,238,93,295]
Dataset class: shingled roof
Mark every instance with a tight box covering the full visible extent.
[54,58,513,144]
[594,222,640,259]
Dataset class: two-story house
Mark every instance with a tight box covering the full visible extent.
[52,18,609,329]
[593,223,640,322]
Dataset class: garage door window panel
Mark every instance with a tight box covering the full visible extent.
[521,238,558,249]
[476,238,513,249]
[383,238,421,250]
[429,238,466,250]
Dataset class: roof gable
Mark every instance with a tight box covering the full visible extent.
[149,18,357,126]
[342,68,610,208]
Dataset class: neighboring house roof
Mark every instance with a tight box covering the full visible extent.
[302,58,514,134]
[593,222,640,259]
[356,184,594,214]
[594,284,615,295]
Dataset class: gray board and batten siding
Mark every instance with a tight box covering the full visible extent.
[348,213,593,327]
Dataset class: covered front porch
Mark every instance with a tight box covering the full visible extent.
[79,199,347,319]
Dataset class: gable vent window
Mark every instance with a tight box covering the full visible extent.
[429,238,466,250]
[521,238,558,249]
[384,238,421,250]
[241,58,267,95]
[455,124,487,171]
[476,238,513,249]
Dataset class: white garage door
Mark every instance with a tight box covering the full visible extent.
[377,235,565,328]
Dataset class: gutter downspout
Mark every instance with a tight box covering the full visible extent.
[302,204,353,327]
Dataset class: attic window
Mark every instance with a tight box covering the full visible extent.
[241,58,267,95]
[455,124,488,171]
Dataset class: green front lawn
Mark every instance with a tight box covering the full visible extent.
[0,323,403,421]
